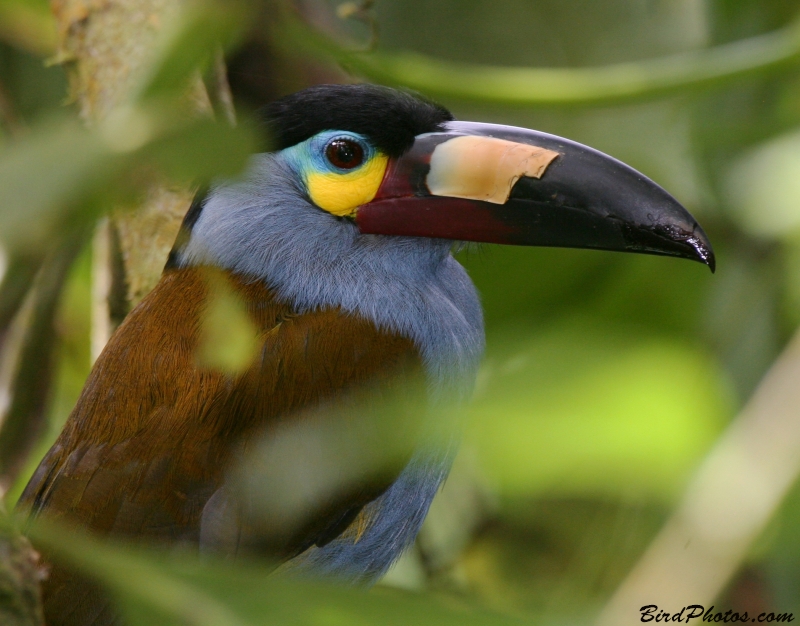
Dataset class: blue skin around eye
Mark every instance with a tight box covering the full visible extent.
[282,131,374,181]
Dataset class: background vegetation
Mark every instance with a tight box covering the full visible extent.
[1,0,800,624]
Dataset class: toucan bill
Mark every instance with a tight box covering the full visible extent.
[356,121,715,272]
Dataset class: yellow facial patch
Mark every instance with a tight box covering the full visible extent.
[306,154,389,217]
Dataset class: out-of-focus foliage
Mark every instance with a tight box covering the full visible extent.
[366,0,800,618]
[0,93,256,255]
[195,268,261,375]
[0,0,259,251]
[726,129,800,237]
[4,244,93,506]
[467,323,731,500]
[0,0,54,56]
[0,504,43,626]
[27,516,524,626]
[1,0,800,624]
[281,2,800,106]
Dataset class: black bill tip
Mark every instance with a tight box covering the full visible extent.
[362,120,717,274]
[688,233,716,273]
[620,220,716,273]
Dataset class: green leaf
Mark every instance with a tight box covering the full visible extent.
[136,0,253,103]
[141,117,257,182]
[227,372,433,546]
[725,126,800,238]
[195,268,260,375]
[0,503,43,626]
[0,117,114,250]
[0,112,256,253]
[0,0,57,56]
[279,9,800,107]
[467,322,733,501]
[26,518,526,626]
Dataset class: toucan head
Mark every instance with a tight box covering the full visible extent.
[269,84,712,267]
[172,84,713,300]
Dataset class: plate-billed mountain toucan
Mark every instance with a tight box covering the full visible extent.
[18,84,714,625]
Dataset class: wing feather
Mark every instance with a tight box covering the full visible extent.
[18,267,421,625]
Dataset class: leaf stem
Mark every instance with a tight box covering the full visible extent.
[281,11,800,107]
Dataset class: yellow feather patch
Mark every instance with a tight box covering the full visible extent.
[306,154,389,217]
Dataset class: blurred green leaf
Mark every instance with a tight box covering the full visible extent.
[135,0,253,103]
[0,503,43,626]
[0,232,86,490]
[228,372,432,549]
[765,477,800,615]
[29,519,249,626]
[456,497,665,621]
[4,240,92,508]
[141,116,258,181]
[467,321,733,501]
[725,126,800,238]
[280,8,800,107]
[460,247,713,339]
[27,518,525,626]
[0,110,256,253]
[0,117,110,249]
[195,268,259,375]
[0,0,56,56]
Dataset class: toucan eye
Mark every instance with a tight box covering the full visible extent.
[325,138,364,170]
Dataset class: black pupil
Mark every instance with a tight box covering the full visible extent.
[326,139,364,169]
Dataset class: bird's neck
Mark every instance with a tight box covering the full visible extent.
[176,154,486,393]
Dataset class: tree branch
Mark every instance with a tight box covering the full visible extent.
[281,10,800,107]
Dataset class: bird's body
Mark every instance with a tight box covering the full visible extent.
[19,84,713,625]
[22,153,484,624]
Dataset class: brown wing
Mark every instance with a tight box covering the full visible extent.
[18,267,421,625]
